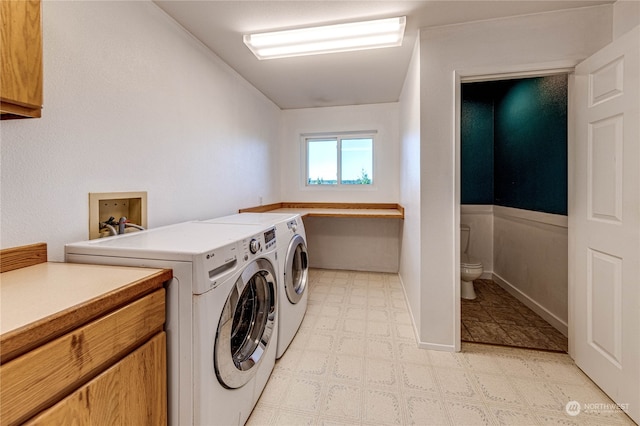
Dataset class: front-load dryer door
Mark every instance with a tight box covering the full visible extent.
[215,258,277,389]
[284,234,309,304]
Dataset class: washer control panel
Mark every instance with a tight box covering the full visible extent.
[196,242,239,294]
[263,227,276,250]
[241,226,276,260]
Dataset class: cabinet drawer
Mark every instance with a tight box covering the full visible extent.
[25,332,167,425]
[0,289,165,425]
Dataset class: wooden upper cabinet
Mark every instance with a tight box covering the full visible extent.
[0,0,43,119]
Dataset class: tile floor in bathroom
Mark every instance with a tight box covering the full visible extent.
[248,269,634,425]
[461,279,568,353]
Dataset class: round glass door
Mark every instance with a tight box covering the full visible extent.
[285,234,308,304]
[215,258,276,389]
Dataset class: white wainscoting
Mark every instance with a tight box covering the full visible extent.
[460,204,494,277]
[493,206,568,336]
[460,205,568,336]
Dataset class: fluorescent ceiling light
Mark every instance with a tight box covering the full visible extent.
[243,16,406,60]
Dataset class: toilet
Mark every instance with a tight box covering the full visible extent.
[460,224,483,300]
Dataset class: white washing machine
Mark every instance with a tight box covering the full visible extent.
[203,212,309,358]
[65,221,279,426]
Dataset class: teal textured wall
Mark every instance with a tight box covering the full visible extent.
[461,83,494,204]
[461,75,567,215]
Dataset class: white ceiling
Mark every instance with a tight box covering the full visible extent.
[154,0,612,109]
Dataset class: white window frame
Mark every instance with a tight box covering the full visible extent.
[302,131,376,188]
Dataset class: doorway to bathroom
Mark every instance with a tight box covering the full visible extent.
[459,74,569,353]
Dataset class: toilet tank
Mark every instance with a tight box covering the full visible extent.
[460,224,471,254]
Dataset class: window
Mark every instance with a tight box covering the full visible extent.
[305,133,374,186]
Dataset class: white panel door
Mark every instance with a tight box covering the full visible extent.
[573,26,639,423]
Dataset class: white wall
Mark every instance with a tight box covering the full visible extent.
[304,217,401,273]
[613,0,640,39]
[415,5,613,349]
[398,38,422,337]
[280,103,400,203]
[0,1,281,261]
[279,103,402,274]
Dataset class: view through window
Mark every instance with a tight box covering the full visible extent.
[306,134,373,185]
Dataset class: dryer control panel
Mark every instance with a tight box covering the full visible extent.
[286,218,298,233]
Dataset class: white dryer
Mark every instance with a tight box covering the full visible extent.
[65,221,279,426]
[203,212,309,358]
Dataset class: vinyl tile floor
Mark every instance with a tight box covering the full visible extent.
[461,279,569,353]
[248,269,634,425]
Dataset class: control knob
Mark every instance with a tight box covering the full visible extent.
[249,239,261,254]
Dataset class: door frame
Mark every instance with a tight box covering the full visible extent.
[453,60,578,354]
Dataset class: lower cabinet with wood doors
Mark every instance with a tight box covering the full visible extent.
[0,243,172,425]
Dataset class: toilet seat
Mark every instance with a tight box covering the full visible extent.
[460,253,482,268]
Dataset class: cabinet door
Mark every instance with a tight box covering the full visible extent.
[26,332,167,425]
[0,289,165,425]
[0,0,43,118]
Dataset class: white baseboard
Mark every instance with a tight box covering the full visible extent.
[417,341,457,352]
[309,262,398,273]
[397,273,421,344]
[398,273,459,352]
[492,272,568,337]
